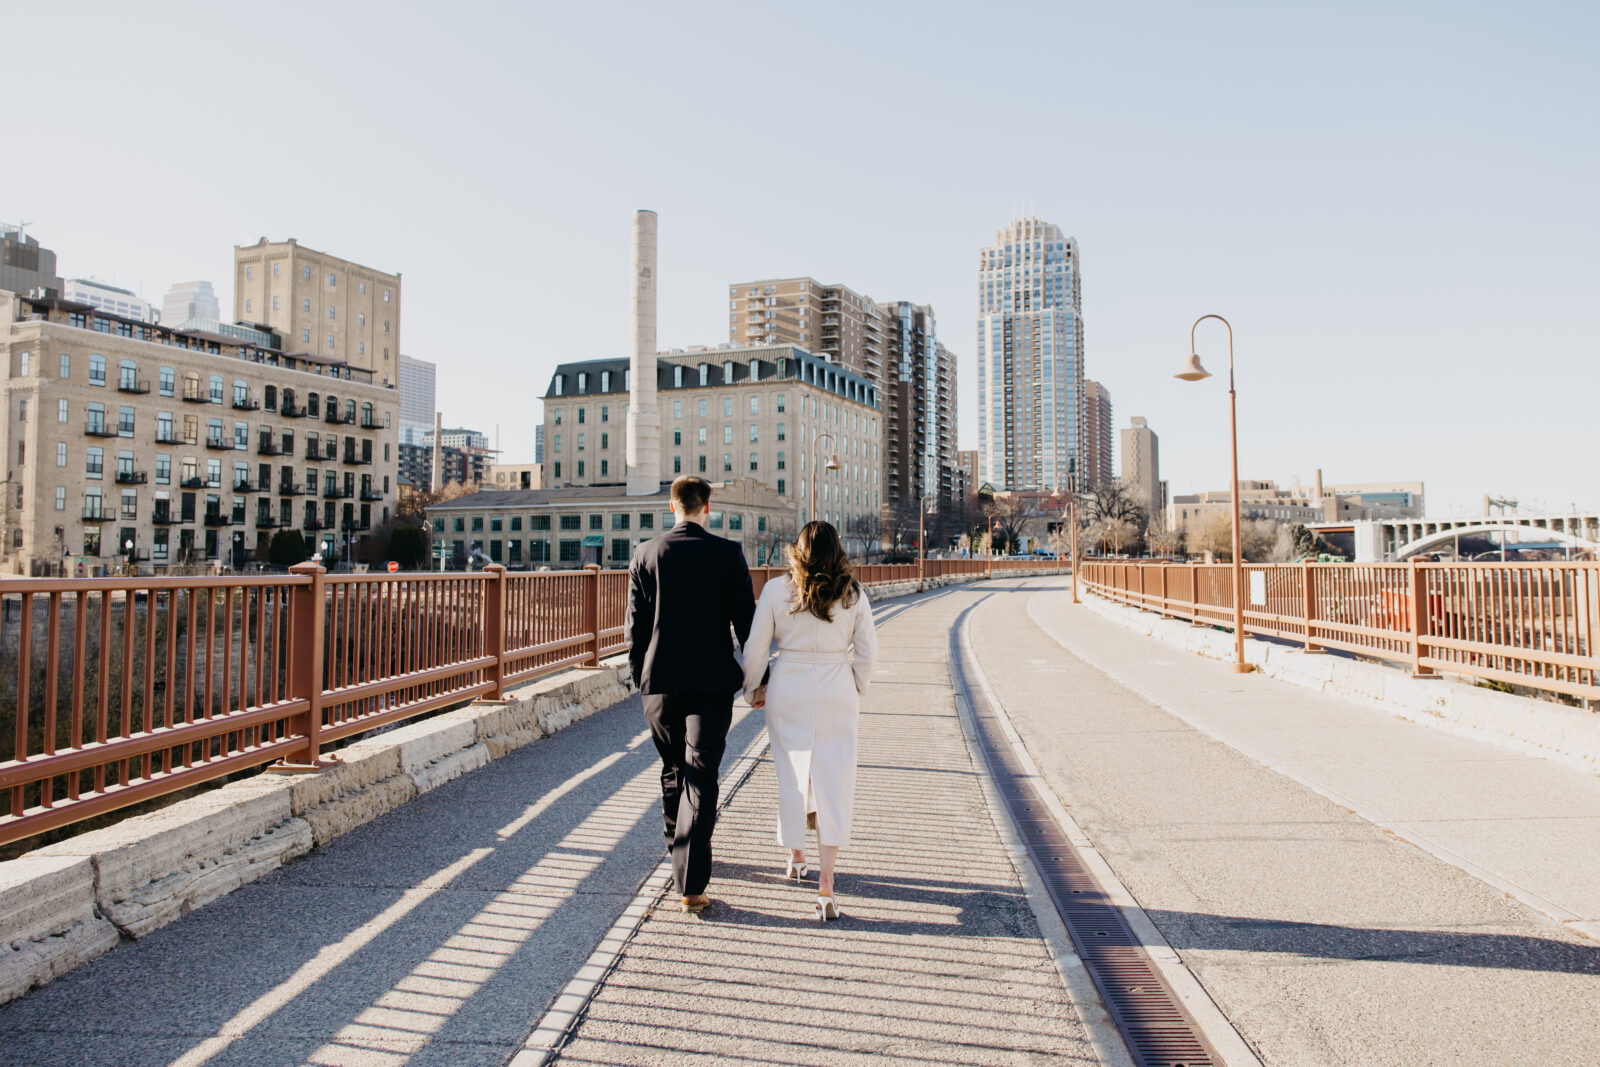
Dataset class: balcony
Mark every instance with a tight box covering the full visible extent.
[255,515,278,529]
[359,489,384,502]
[323,486,351,500]
[180,476,205,489]
[342,520,371,533]
[155,429,180,445]
[83,507,117,523]
[280,403,307,419]
[304,442,323,460]
[115,470,148,485]
[325,411,353,426]
[360,417,379,430]
[203,513,232,527]
[303,517,325,531]
[257,437,283,456]
[205,435,236,451]
[181,387,209,404]
[232,396,261,411]
[117,377,151,395]
[234,479,259,493]
[151,509,179,526]
[277,482,305,496]
[84,419,119,438]
[342,451,370,466]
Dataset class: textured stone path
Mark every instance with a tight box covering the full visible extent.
[549,585,1094,1066]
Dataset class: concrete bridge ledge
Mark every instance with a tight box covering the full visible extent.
[1084,594,1600,774]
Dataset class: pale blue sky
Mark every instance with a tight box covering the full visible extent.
[9,1,1596,516]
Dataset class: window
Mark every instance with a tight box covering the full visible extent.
[723,397,733,417]
[777,393,785,413]
[600,459,609,477]
[673,429,682,446]
[601,432,609,450]
[156,455,170,484]
[328,272,336,288]
[612,513,630,530]
[697,455,706,473]
[302,329,310,343]
[749,452,758,471]
[697,427,707,445]
[246,266,254,280]
[639,513,654,531]
[723,426,733,445]
[673,456,681,473]
[118,406,135,436]
[531,515,551,531]
[729,514,743,532]
[57,398,68,423]
[560,514,581,531]
[553,461,561,478]
[749,424,758,443]
[86,447,103,479]
[328,306,335,320]
[60,353,70,379]
[698,399,707,417]
[559,539,580,563]
[673,400,682,419]
[272,296,279,310]
[749,396,759,415]
[209,376,223,403]
[55,487,65,511]
[552,433,561,451]
[245,299,252,313]
[601,405,610,423]
[89,355,106,386]
[577,407,586,424]
[777,478,786,496]
[587,514,604,531]
[723,453,732,473]
[384,289,391,302]
[327,334,334,349]
[303,298,311,312]
[611,539,630,563]
[453,516,465,533]
[709,511,723,530]
[56,442,66,467]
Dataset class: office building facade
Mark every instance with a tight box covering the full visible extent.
[161,280,221,328]
[397,354,436,444]
[1083,379,1113,490]
[1,224,63,298]
[62,279,157,323]
[976,218,1084,493]
[542,345,881,531]
[1120,416,1162,523]
[232,238,401,384]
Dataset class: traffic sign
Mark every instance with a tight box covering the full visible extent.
[387,561,399,573]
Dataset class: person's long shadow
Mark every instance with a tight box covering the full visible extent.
[0,692,767,1067]
[1143,908,1600,975]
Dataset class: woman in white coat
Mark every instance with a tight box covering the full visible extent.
[743,521,877,921]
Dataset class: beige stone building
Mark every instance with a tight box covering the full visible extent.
[541,344,882,533]
[485,462,543,491]
[233,238,401,385]
[0,291,400,574]
[1120,416,1162,523]
[726,278,959,516]
[427,477,794,569]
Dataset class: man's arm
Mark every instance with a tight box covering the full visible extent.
[625,548,654,689]
[727,544,756,649]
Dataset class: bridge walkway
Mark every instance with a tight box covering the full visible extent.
[974,577,1600,1065]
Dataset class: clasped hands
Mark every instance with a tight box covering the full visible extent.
[747,686,768,709]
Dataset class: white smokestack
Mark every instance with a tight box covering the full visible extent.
[626,210,661,497]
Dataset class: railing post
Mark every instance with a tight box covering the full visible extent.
[1410,559,1435,676]
[275,562,332,770]
[1302,561,1323,652]
[1190,562,1203,625]
[1159,564,1170,618]
[583,563,602,667]
[482,563,507,699]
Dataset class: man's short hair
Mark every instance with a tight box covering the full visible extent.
[671,475,712,514]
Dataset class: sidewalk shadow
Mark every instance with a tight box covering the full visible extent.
[1146,909,1600,976]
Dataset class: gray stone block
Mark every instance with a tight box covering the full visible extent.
[0,855,99,945]
[408,743,490,794]
[0,914,120,1004]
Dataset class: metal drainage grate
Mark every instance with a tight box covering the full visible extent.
[950,615,1221,1067]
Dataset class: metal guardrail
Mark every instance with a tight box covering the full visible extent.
[1080,560,1600,701]
[0,556,1061,847]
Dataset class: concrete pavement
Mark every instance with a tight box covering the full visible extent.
[974,577,1600,1065]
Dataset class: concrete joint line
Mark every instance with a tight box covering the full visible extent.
[510,724,772,1067]
[1026,592,1599,944]
[959,589,1264,1067]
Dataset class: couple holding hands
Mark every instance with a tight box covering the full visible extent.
[625,476,878,921]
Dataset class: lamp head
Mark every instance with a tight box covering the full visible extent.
[825,454,841,471]
[1175,353,1212,382]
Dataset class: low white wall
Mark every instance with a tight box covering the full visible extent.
[1083,593,1600,774]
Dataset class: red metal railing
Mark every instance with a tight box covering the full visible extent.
[1081,560,1600,701]
[0,556,1062,847]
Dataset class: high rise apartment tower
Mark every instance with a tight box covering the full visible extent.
[1083,379,1113,490]
[397,354,437,445]
[1121,416,1162,523]
[976,218,1084,492]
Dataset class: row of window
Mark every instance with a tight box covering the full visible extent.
[243,261,392,300]
[43,356,388,422]
[432,512,663,534]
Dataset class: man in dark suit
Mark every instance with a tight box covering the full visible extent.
[626,475,757,913]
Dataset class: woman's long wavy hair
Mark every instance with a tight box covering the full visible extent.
[786,521,859,622]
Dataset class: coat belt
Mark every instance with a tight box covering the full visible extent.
[775,649,852,664]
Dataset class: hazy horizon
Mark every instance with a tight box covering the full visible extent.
[8,1,1596,518]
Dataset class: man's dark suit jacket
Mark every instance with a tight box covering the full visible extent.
[626,521,757,696]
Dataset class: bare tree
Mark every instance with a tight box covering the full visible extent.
[1148,526,1184,559]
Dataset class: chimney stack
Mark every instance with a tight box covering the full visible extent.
[1314,468,1324,500]
[626,210,661,497]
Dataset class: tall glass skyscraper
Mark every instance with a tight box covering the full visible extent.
[975,218,1084,492]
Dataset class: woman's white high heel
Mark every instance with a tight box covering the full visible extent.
[786,856,809,879]
[815,894,840,922]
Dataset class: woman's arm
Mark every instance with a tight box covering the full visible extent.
[741,581,777,699]
[850,585,878,698]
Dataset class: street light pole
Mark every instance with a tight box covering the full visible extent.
[918,494,929,592]
[1177,314,1249,673]
[988,515,997,580]
[809,431,841,528]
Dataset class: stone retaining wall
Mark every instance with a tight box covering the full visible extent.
[0,571,998,1005]
[1083,593,1600,773]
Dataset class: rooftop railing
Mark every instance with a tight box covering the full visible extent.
[0,557,1061,848]
[1080,560,1600,702]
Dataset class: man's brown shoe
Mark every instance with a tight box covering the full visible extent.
[680,894,711,914]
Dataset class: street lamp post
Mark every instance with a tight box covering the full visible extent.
[988,515,998,579]
[1176,313,1250,673]
[917,495,930,592]
[809,431,842,528]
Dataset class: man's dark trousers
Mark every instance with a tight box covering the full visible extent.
[642,692,732,897]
